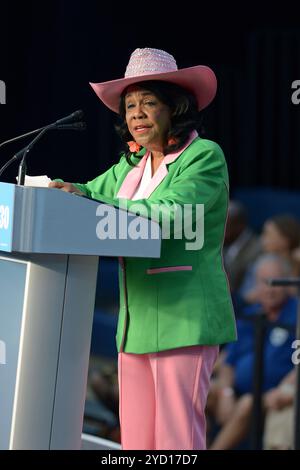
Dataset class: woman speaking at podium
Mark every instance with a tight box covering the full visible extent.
[49,48,236,450]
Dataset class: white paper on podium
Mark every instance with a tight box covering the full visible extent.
[16,175,52,187]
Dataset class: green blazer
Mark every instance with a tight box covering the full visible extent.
[73,133,237,353]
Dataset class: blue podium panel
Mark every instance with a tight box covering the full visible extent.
[0,258,27,449]
[0,183,161,449]
[0,183,15,252]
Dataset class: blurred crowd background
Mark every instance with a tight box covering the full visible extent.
[1,0,300,450]
[85,202,300,449]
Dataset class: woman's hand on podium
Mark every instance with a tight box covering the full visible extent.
[48,181,85,195]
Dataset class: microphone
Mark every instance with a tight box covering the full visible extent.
[0,110,84,151]
[11,123,86,160]
[56,122,87,131]
[17,118,86,186]
[0,118,86,180]
[55,110,84,126]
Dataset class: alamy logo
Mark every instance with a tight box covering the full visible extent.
[0,340,6,365]
[0,80,6,104]
[95,202,205,250]
[292,339,300,365]
[291,80,300,105]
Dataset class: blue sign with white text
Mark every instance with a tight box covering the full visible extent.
[0,183,15,252]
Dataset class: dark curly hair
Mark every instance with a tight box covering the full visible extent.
[114,80,204,166]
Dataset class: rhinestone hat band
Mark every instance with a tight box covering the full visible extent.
[125,48,178,78]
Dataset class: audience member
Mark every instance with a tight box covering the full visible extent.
[263,368,296,449]
[239,214,300,305]
[207,254,297,450]
[223,200,261,293]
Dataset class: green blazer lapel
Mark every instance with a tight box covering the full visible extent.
[118,131,199,200]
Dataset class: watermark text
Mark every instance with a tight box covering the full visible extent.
[0,80,6,104]
[292,339,300,365]
[291,80,300,105]
[95,201,204,251]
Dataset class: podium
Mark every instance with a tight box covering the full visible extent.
[0,182,161,449]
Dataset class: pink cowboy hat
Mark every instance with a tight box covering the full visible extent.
[89,48,217,114]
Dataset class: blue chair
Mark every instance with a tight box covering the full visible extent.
[232,187,300,233]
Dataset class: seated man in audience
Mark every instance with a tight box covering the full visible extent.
[208,254,297,450]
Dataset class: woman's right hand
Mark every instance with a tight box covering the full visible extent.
[48,181,84,195]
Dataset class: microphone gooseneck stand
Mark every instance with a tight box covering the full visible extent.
[17,126,52,186]
[0,110,86,182]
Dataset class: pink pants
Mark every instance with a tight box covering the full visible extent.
[118,345,218,450]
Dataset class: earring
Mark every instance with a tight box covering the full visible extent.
[127,141,141,153]
[168,137,178,146]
